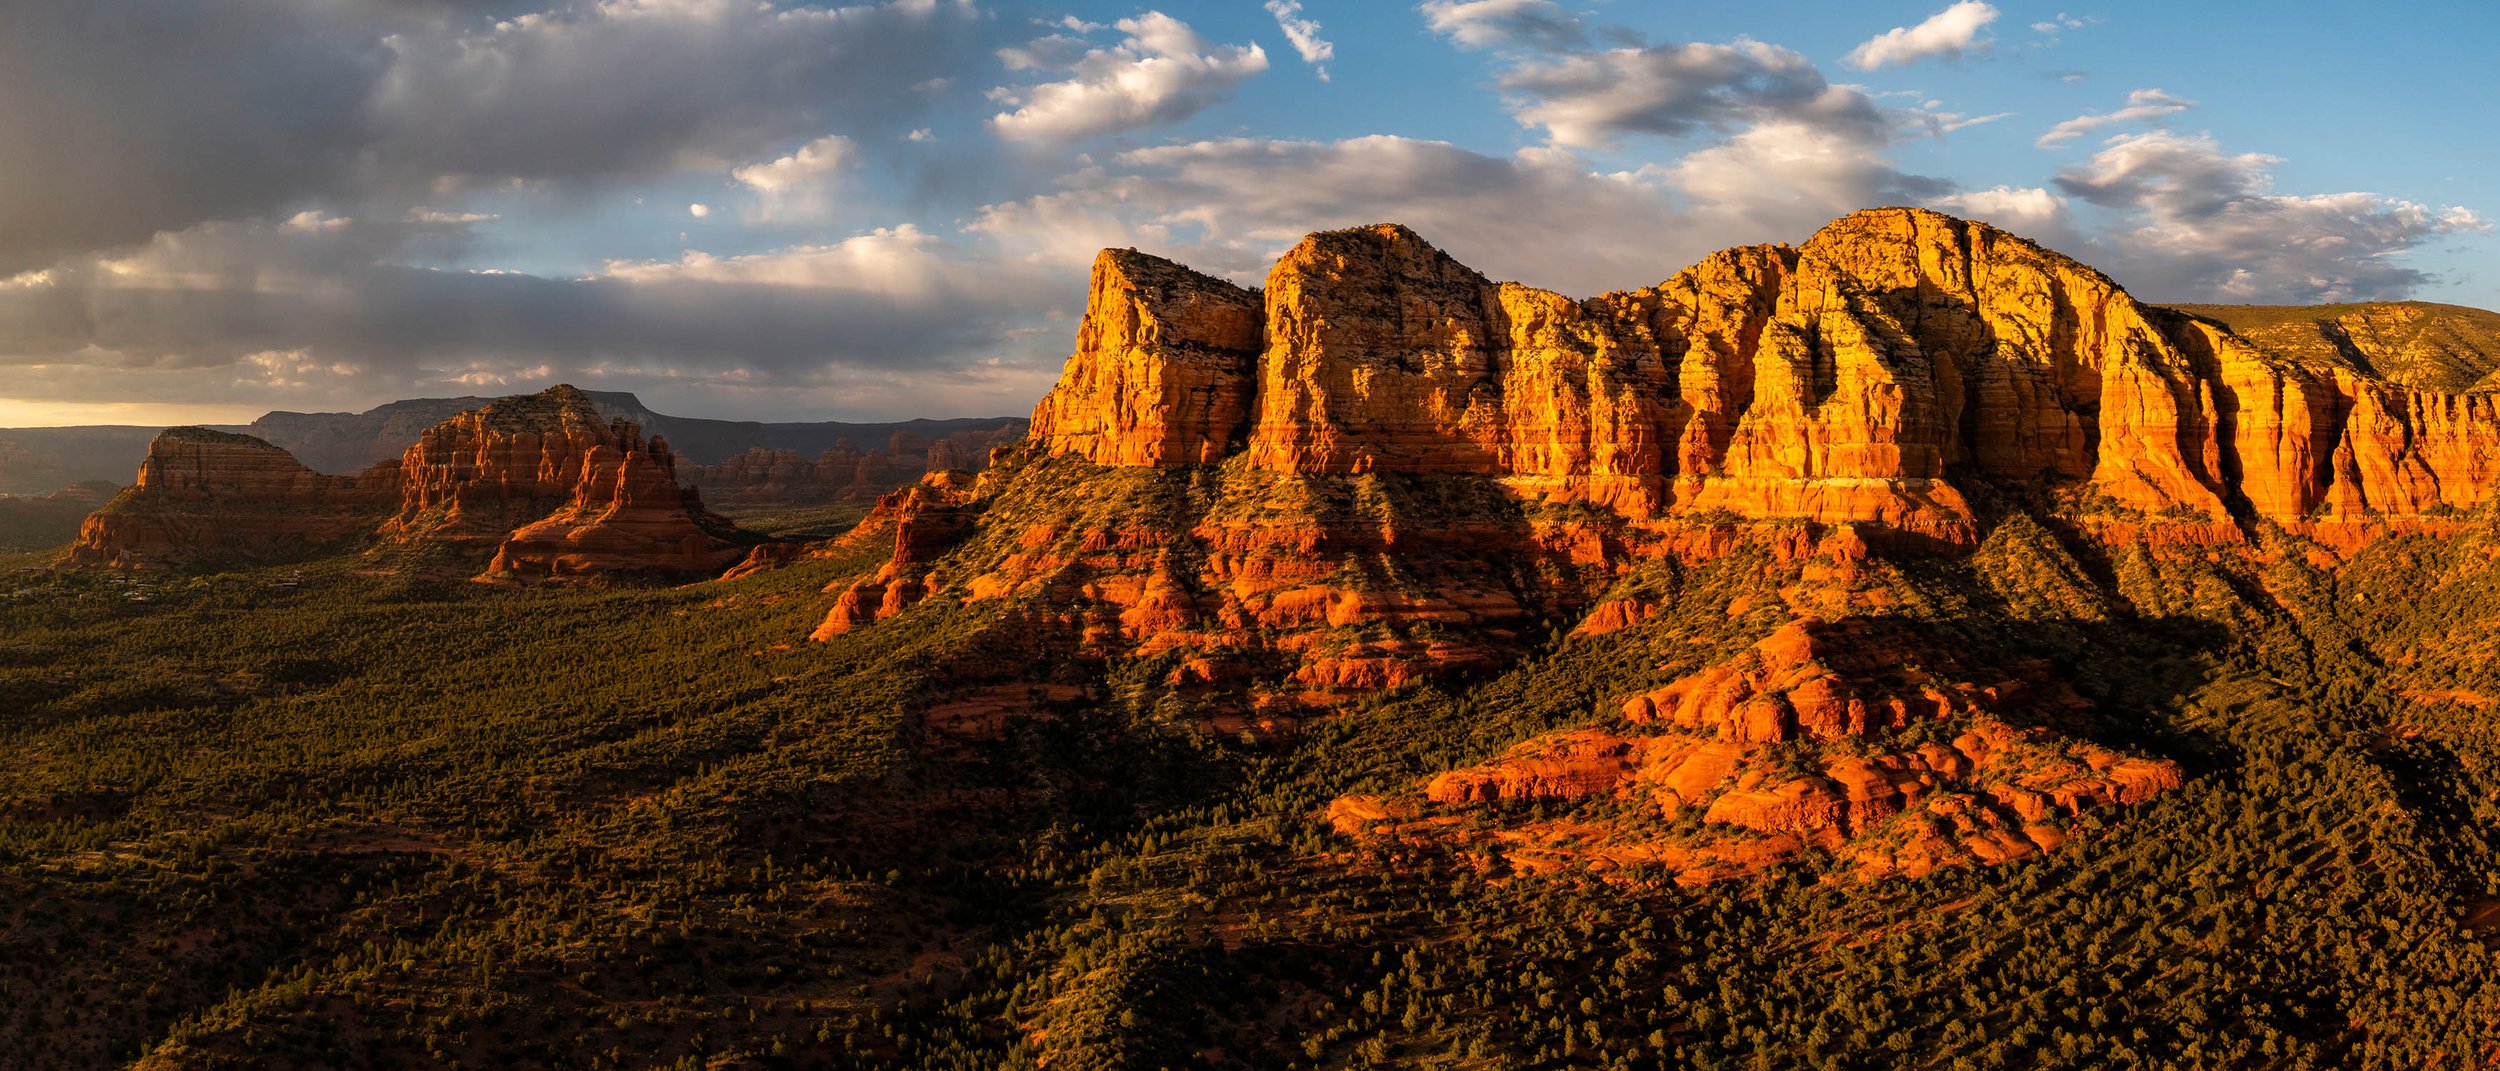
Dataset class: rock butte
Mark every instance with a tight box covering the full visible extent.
[71,386,744,579]
[68,427,400,570]
[1028,207,2500,548]
[799,207,2500,882]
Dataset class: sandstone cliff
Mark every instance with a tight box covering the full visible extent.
[486,426,745,580]
[66,428,400,570]
[1343,618,2183,883]
[380,385,742,578]
[1026,248,1265,467]
[1021,208,2500,545]
[72,386,748,579]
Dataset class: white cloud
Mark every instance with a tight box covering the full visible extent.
[1493,39,1893,150]
[1419,0,1587,52]
[1265,1,1334,79]
[1670,120,1950,238]
[687,203,711,218]
[988,13,1269,141]
[2052,131,2487,302]
[2037,87,2192,148]
[1844,2,1999,70]
[1928,185,2079,246]
[731,134,856,222]
[971,134,1935,298]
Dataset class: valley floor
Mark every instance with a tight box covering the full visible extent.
[4,499,2500,1069]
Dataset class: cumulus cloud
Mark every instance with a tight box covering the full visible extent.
[0,0,987,272]
[1265,1,1334,79]
[988,13,1269,141]
[732,135,856,222]
[970,134,1921,297]
[2031,12,2095,35]
[1927,185,2080,246]
[2052,131,2486,302]
[367,0,983,184]
[2037,88,2192,148]
[1844,2,1998,70]
[1419,0,1588,52]
[1492,39,1894,150]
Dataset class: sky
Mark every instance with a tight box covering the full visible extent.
[0,0,2491,426]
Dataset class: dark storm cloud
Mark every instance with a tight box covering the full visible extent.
[0,0,993,272]
[0,217,1063,377]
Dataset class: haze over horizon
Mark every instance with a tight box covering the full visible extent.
[2,0,2491,427]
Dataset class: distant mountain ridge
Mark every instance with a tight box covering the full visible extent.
[0,391,1028,492]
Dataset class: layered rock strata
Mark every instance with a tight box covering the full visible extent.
[487,427,745,579]
[1023,209,2500,544]
[66,428,400,569]
[73,386,743,579]
[1339,618,2184,883]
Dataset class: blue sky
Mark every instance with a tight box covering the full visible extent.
[0,0,2489,425]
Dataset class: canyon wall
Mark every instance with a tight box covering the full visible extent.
[1026,208,2500,544]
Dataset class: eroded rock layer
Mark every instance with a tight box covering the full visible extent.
[1339,618,2183,883]
[72,386,745,579]
[1026,208,2500,543]
[487,425,744,580]
[1027,249,1265,467]
[67,428,400,570]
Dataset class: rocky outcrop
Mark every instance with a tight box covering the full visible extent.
[810,473,982,639]
[66,428,399,570]
[1026,248,1265,467]
[1021,209,2500,545]
[486,426,744,579]
[69,387,748,579]
[378,386,741,579]
[380,386,628,554]
[1352,617,2184,884]
[2172,300,2500,394]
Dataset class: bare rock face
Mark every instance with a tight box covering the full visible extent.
[1021,208,2500,544]
[487,428,744,580]
[1026,248,1265,467]
[810,473,982,640]
[1359,617,2184,884]
[381,386,625,554]
[67,428,399,570]
[374,386,740,579]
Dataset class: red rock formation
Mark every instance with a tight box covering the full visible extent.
[380,386,626,554]
[486,428,743,580]
[1026,248,1265,467]
[365,385,743,579]
[1346,616,2183,883]
[810,473,982,639]
[1020,208,2500,545]
[67,428,399,570]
